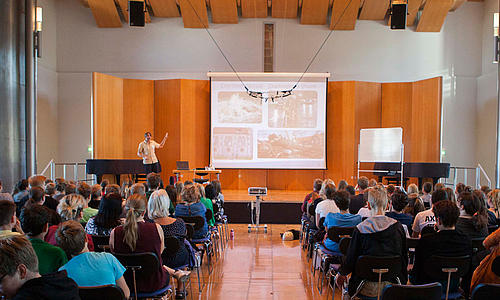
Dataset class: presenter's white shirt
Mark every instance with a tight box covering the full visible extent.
[138,140,160,164]
[315,200,340,219]
[412,209,436,234]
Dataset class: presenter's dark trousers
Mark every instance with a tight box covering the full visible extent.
[144,162,161,175]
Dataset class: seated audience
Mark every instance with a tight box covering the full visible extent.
[322,191,362,252]
[45,183,56,198]
[56,220,130,298]
[435,182,445,190]
[471,227,500,291]
[166,185,178,209]
[481,185,492,195]
[120,179,133,199]
[386,190,412,229]
[131,182,146,196]
[315,184,340,228]
[19,204,68,275]
[0,200,23,238]
[176,181,185,202]
[444,187,457,205]
[412,189,448,237]
[104,184,120,195]
[146,172,162,200]
[302,179,322,214]
[88,184,102,209]
[456,192,489,238]
[25,186,61,225]
[337,180,348,191]
[474,189,497,227]
[349,176,368,214]
[337,185,407,298]
[175,185,208,239]
[53,178,66,202]
[386,184,396,198]
[410,200,472,292]
[0,235,79,300]
[407,183,419,195]
[421,182,433,206]
[65,183,77,196]
[204,184,218,221]
[85,192,123,236]
[77,182,98,223]
[403,193,425,221]
[356,189,371,219]
[110,195,189,293]
[368,179,377,187]
[100,179,109,196]
[488,189,500,218]
[345,185,355,196]
[12,179,29,203]
[197,184,215,226]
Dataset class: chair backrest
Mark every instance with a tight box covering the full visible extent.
[184,223,195,239]
[162,236,181,260]
[423,255,470,281]
[354,255,402,282]
[492,256,500,277]
[406,237,419,249]
[421,225,436,236]
[113,252,161,285]
[381,283,442,300]
[470,283,500,300]
[79,284,125,300]
[308,203,316,216]
[488,225,499,234]
[91,234,110,253]
[205,209,213,223]
[471,237,486,254]
[318,217,325,230]
[338,237,351,255]
[327,226,355,243]
[178,215,205,230]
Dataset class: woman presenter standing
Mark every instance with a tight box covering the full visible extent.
[137,132,168,175]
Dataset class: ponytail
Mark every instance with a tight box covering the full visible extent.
[460,192,488,231]
[122,194,147,251]
[57,194,84,222]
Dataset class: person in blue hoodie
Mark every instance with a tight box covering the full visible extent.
[323,190,362,252]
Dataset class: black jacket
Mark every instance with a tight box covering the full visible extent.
[13,270,80,300]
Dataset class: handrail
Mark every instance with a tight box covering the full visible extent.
[478,164,491,188]
[47,161,93,184]
[40,159,53,175]
[444,164,492,190]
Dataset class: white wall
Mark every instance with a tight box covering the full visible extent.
[37,0,492,180]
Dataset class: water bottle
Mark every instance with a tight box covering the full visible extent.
[230,229,234,240]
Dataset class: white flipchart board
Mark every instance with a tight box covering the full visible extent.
[359,128,403,162]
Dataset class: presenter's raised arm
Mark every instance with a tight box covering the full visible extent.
[158,132,169,148]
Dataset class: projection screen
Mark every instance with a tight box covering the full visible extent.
[209,73,329,169]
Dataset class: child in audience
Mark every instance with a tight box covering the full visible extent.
[336,185,407,298]
[0,200,23,238]
[19,204,68,275]
[421,182,433,207]
[77,182,98,223]
[0,235,79,300]
[56,220,130,298]
[386,190,412,230]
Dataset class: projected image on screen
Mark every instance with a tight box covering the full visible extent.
[210,74,328,169]
[258,130,324,159]
[212,128,253,160]
[268,91,318,128]
[217,92,262,123]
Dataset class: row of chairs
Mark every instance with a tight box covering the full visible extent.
[82,211,230,300]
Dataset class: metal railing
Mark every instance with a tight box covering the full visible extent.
[40,160,94,184]
[443,164,491,190]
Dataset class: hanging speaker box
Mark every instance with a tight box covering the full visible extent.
[391,4,407,30]
[129,0,145,27]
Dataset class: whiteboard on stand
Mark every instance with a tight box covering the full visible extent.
[359,128,403,162]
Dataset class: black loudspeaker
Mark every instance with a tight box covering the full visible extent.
[391,3,407,30]
[129,0,145,27]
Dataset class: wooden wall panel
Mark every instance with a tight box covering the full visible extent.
[330,0,362,30]
[240,0,268,18]
[211,0,239,23]
[300,0,329,25]
[154,80,182,183]
[149,0,181,17]
[93,73,124,159]
[359,0,389,20]
[123,79,155,159]
[272,0,299,19]
[381,82,413,161]
[416,0,454,32]
[407,0,423,26]
[87,0,122,28]
[411,77,442,162]
[238,170,268,189]
[178,0,209,28]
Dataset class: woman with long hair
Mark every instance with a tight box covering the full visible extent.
[456,192,489,238]
[85,192,123,236]
[488,189,500,218]
[110,194,189,294]
[403,193,425,221]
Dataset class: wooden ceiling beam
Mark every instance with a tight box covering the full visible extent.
[179,0,209,28]
[211,0,238,23]
[301,0,329,25]
[330,0,361,30]
[359,0,390,20]
[240,0,267,18]
[149,0,180,17]
[450,0,467,11]
[272,0,299,19]
[87,0,122,28]
[416,0,453,32]
[407,0,423,26]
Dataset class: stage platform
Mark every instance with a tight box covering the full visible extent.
[223,189,308,224]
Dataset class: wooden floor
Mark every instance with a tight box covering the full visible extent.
[187,224,341,300]
[223,190,309,203]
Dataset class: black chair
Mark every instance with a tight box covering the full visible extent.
[407,237,420,265]
[488,225,499,234]
[327,237,352,299]
[206,209,220,261]
[471,237,486,253]
[470,283,500,300]
[163,236,192,298]
[423,255,470,300]
[90,234,110,252]
[421,225,436,236]
[492,255,500,277]
[113,252,172,300]
[381,283,442,300]
[178,215,214,275]
[193,168,209,184]
[79,284,126,300]
[354,255,403,300]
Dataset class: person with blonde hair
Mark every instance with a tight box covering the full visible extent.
[488,189,500,218]
[110,194,189,294]
[407,183,419,195]
[319,179,336,199]
[175,185,208,239]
